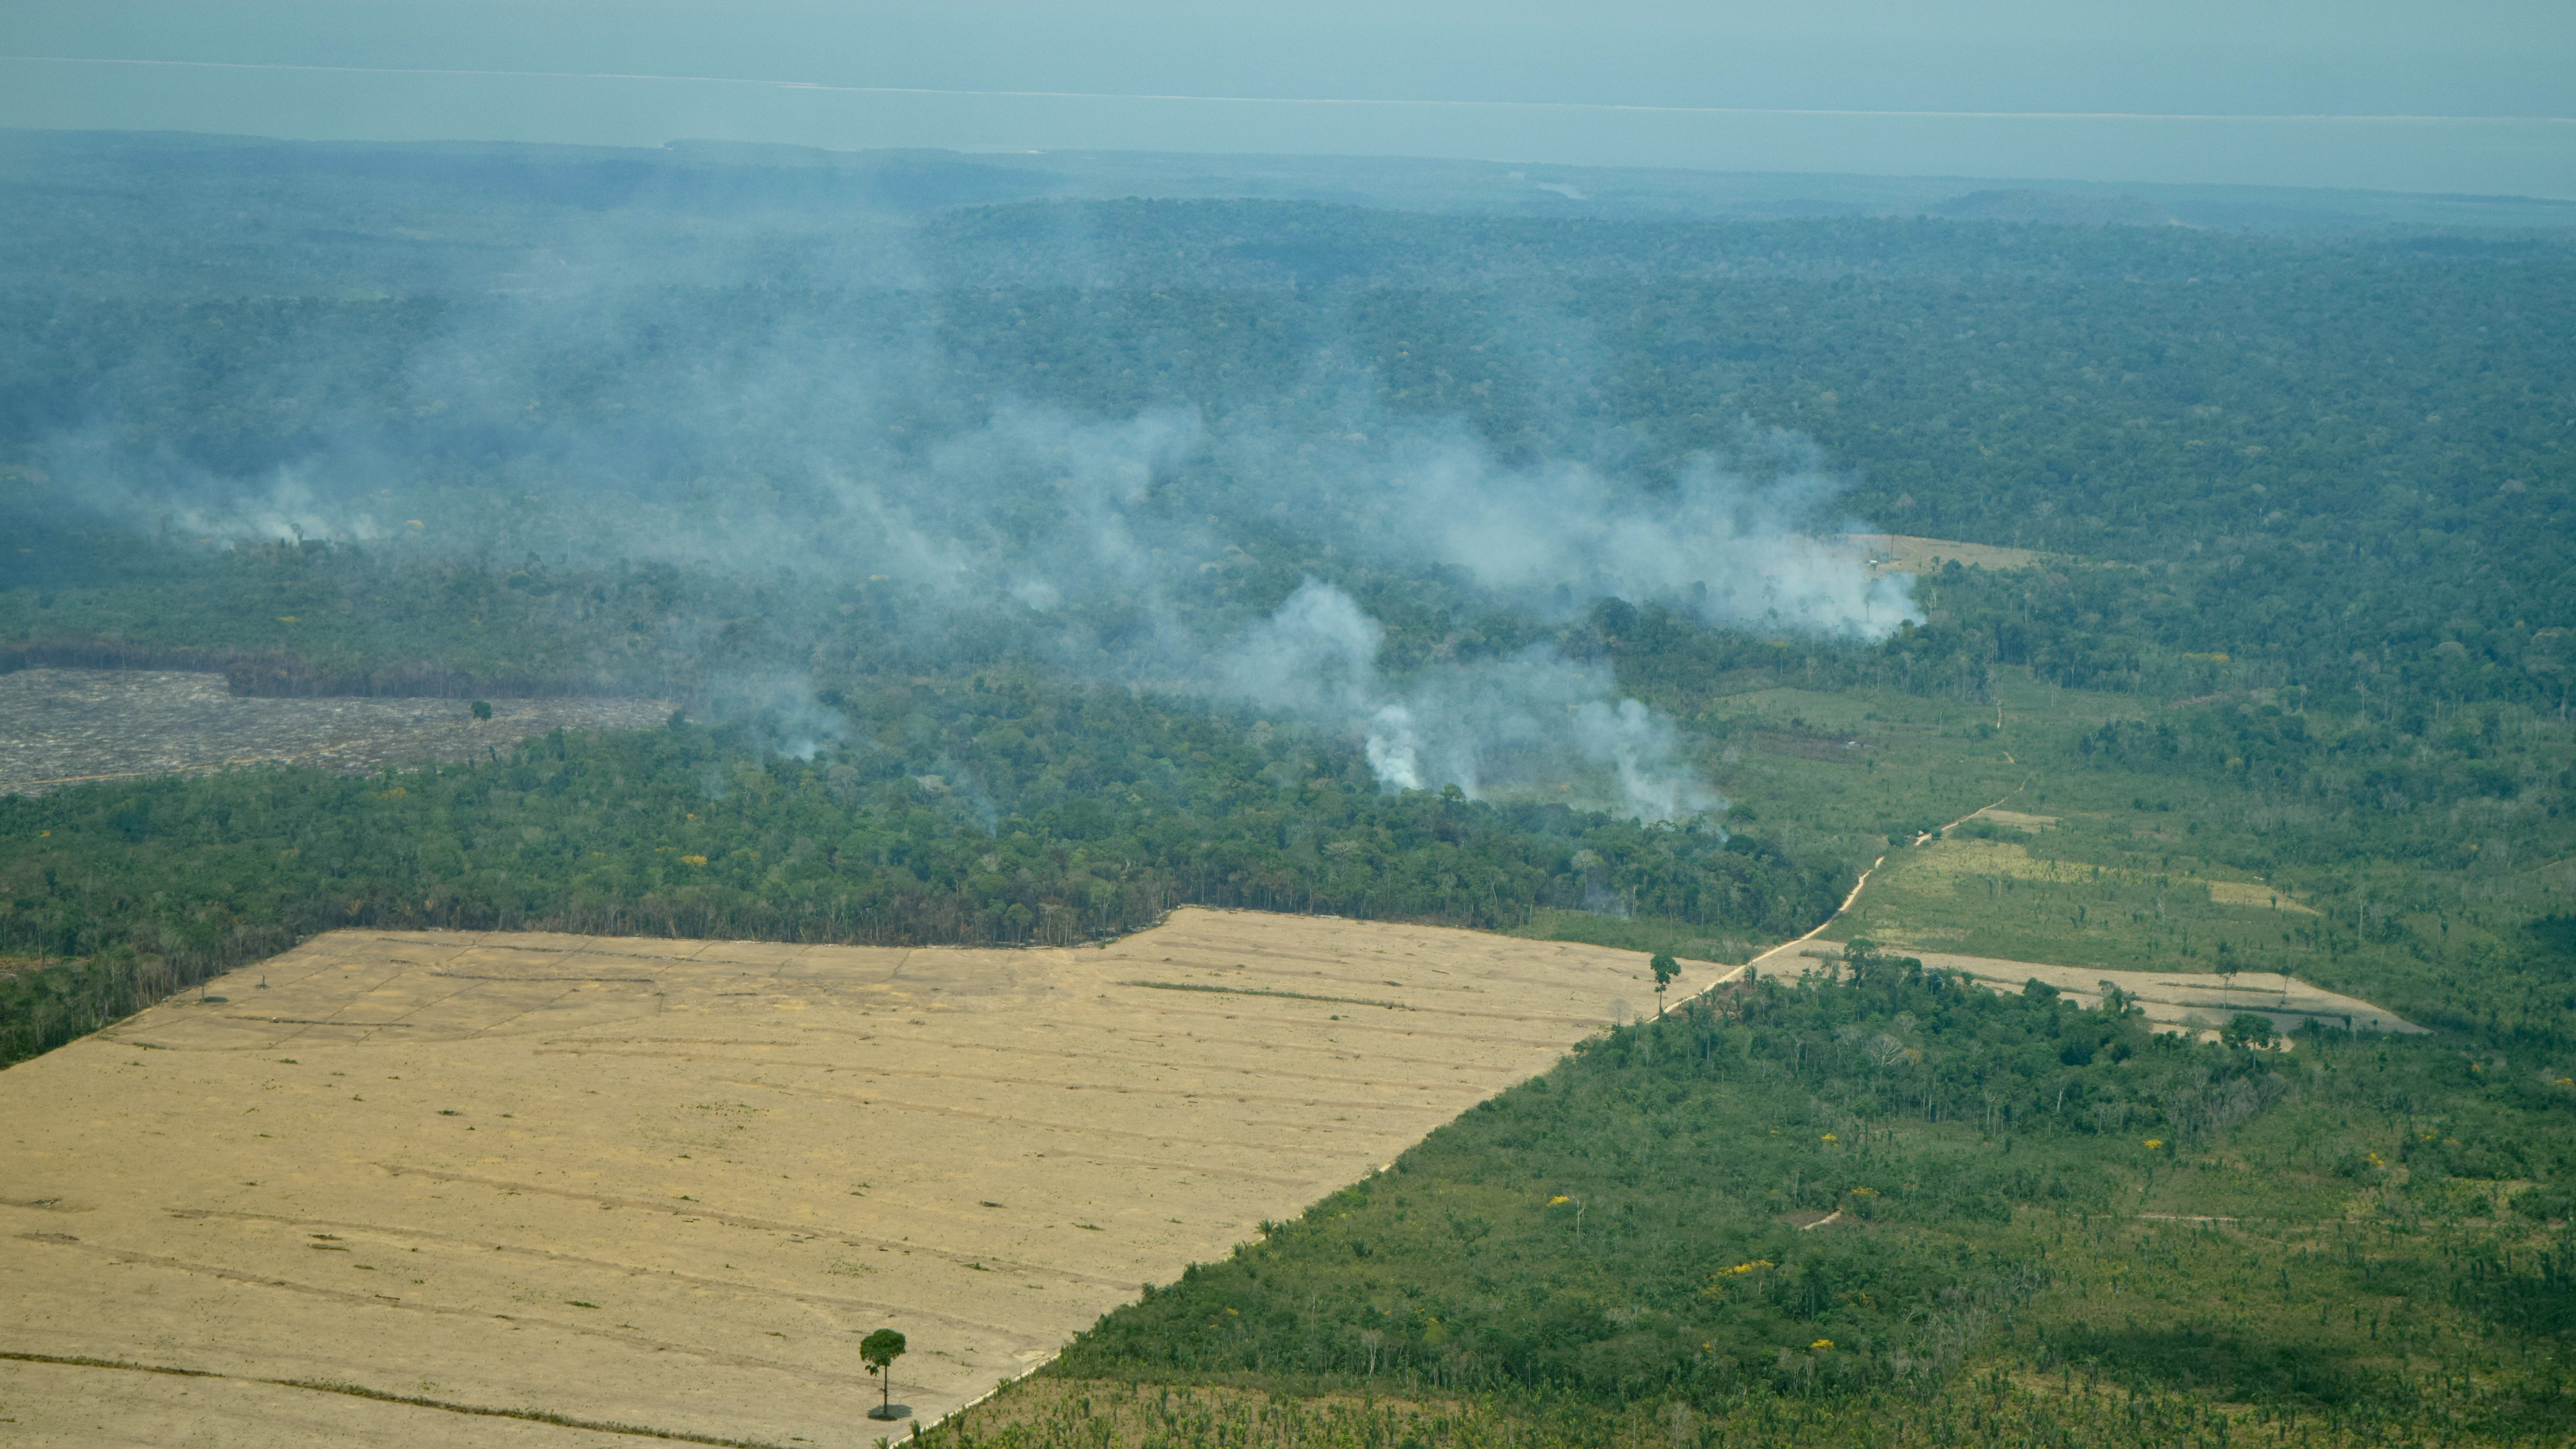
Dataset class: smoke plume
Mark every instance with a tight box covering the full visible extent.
[23,250,1921,824]
[1224,580,1722,821]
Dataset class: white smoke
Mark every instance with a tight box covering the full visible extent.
[1199,423,1900,821]
[1574,698,1719,821]
[1223,579,1383,715]
[925,404,1203,604]
[702,672,851,762]
[1358,427,1920,639]
[1364,704,1426,790]
[136,466,395,548]
[1226,580,1724,822]
[36,262,1917,804]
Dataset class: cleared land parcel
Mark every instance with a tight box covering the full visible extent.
[0,669,672,796]
[1787,946,2418,1038]
[0,908,1722,1446]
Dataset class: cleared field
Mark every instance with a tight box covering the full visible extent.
[1833,532,2068,575]
[1786,945,2418,1039]
[0,909,1726,1447]
[0,669,671,796]
[1771,813,2416,1044]
[1821,833,2339,978]
[1968,808,2059,832]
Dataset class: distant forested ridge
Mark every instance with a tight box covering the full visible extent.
[6,202,2568,718]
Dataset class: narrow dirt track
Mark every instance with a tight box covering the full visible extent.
[1730,782,2419,1039]
[1740,780,2033,980]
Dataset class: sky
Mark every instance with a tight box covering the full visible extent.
[3,1,2572,195]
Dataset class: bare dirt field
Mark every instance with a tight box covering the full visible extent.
[1785,946,2418,1040]
[0,669,673,796]
[1965,808,2059,833]
[1748,809,2415,1048]
[0,908,1729,1447]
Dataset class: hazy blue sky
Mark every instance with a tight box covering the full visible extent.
[5,1,2571,194]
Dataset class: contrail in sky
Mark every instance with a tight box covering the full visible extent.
[5,55,2568,124]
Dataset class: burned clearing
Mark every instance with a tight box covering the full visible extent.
[0,908,1729,1445]
[0,669,671,796]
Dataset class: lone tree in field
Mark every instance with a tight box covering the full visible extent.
[861,1328,908,1419]
[2222,1012,2276,1050]
[1650,954,1678,1016]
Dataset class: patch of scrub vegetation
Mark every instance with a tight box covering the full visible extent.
[932,1371,2546,1449]
[1823,832,2327,976]
[1666,669,2576,1047]
[943,952,2576,1445]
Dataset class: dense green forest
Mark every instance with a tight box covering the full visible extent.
[1015,961,2576,1404]
[7,212,2569,707]
[935,964,2576,1446]
[0,692,1836,1064]
[4,133,2573,1445]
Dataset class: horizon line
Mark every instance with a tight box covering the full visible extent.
[7,55,2573,125]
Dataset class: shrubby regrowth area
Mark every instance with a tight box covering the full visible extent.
[3,133,2573,1444]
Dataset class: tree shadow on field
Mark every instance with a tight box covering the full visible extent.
[2055,1328,2381,1409]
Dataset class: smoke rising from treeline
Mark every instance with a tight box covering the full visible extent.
[24,248,1918,822]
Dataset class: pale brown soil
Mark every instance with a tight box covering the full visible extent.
[0,1358,650,1448]
[2205,879,2318,914]
[0,908,1726,1446]
[1965,808,2058,831]
[1745,788,2414,1044]
[0,669,672,796]
[1782,947,2420,1039]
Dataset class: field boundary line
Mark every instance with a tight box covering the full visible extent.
[433,970,657,983]
[165,1208,1049,1342]
[533,1047,1487,1110]
[1121,979,1410,1009]
[0,1350,792,1447]
[1164,955,1660,1000]
[1095,1000,1569,1049]
[1114,987,1619,1029]
[374,1165,1144,1289]
[706,1075,1379,1152]
[598,1027,1533,1077]
[925,1350,1059,1436]
[15,1234,875,1386]
[597,1030,1524,1089]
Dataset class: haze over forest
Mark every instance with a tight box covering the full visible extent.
[3,7,2575,1446]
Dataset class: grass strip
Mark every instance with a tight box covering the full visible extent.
[1119,980,1409,1010]
[0,1350,219,1379]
